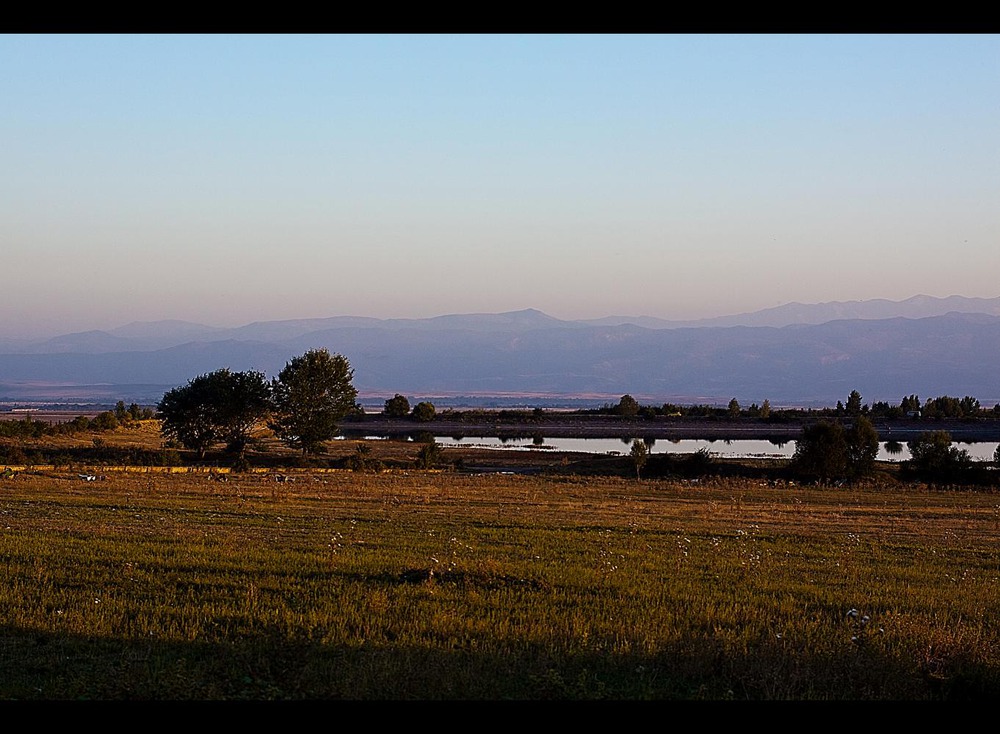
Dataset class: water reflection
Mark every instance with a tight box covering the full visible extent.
[412,436,1000,462]
[337,432,999,463]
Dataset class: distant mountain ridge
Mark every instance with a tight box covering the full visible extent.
[1,296,999,407]
[580,294,1000,329]
[7,295,1000,355]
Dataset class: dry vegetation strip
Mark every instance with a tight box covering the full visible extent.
[1,469,999,699]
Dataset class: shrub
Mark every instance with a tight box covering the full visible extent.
[92,412,119,431]
[412,402,436,423]
[906,431,972,482]
[415,440,442,469]
[384,394,411,419]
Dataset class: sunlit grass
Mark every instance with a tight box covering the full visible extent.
[1,470,998,699]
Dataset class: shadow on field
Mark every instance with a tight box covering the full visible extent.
[2,624,997,700]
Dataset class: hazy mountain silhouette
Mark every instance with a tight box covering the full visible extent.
[1,298,999,406]
[580,294,1000,329]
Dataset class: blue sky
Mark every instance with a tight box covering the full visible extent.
[2,34,997,337]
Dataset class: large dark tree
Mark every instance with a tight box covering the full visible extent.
[794,417,880,483]
[411,401,436,423]
[384,394,411,419]
[616,394,640,418]
[270,349,358,455]
[907,430,972,481]
[792,421,849,482]
[845,390,864,417]
[215,370,272,460]
[629,438,648,480]
[846,416,880,480]
[158,369,270,461]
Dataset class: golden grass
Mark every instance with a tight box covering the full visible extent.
[1,466,999,699]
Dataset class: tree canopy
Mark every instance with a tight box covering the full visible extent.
[793,417,880,483]
[412,401,436,423]
[270,349,358,455]
[158,369,270,462]
[616,394,640,418]
[846,416,880,479]
[906,430,972,481]
[793,421,849,481]
[629,438,648,480]
[384,394,411,419]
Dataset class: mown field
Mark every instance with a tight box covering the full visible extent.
[2,458,999,700]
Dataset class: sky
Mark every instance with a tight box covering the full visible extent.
[2,34,998,338]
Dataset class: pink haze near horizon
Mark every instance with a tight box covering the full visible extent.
[2,34,997,339]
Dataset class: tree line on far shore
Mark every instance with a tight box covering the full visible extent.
[153,364,1000,481]
[594,390,998,421]
[606,391,1000,485]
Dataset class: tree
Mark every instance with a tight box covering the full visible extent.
[870,400,901,419]
[92,411,119,431]
[907,430,972,482]
[923,396,963,419]
[960,395,981,417]
[900,394,921,416]
[158,368,271,462]
[792,421,848,481]
[616,394,640,418]
[629,438,648,480]
[846,390,863,417]
[215,370,272,460]
[760,399,771,420]
[158,371,230,460]
[384,394,411,419]
[794,417,880,483]
[728,398,741,419]
[270,349,358,456]
[846,416,880,480]
[412,401,436,423]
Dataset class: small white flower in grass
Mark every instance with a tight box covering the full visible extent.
[847,608,859,618]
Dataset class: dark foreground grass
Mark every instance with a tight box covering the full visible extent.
[1,468,999,699]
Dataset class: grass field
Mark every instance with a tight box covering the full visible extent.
[2,458,999,700]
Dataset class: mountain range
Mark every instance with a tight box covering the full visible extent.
[2,295,999,408]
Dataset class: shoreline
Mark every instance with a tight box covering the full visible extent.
[8,410,999,442]
[347,415,1000,442]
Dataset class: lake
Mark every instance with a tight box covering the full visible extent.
[343,435,1000,463]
